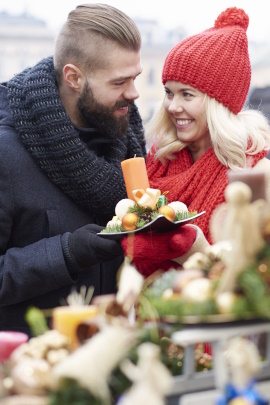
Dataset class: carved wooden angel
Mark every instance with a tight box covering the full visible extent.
[210,181,269,294]
[117,342,172,405]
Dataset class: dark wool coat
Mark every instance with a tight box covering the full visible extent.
[0,58,146,333]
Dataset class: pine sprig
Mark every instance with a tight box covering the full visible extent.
[175,210,197,221]
[238,265,270,318]
[139,295,217,320]
[127,203,153,217]
[49,379,105,405]
[101,223,124,233]
[135,218,147,229]
[151,211,160,221]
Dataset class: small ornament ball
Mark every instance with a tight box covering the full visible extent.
[122,213,139,231]
[168,201,188,214]
[115,199,136,220]
[158,205,176,222]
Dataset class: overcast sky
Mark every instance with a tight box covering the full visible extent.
[1,0,270,43]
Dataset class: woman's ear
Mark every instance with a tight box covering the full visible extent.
[62,64,84,93]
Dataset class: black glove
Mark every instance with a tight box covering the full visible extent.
[62,224,123,274]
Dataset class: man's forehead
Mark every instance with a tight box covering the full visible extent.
[90,50,142,82]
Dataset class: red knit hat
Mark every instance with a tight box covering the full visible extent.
[162,7,251,114]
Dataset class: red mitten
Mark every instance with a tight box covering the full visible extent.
[121,225,197,278]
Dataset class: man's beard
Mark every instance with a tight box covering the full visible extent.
[77,82,133,140]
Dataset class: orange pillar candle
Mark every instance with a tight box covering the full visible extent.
[121,157,150,201]
[52,305,98,350]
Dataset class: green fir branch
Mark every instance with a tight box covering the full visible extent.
[174,210,197,221]
[49,379,105,405]
[101,223,124,233]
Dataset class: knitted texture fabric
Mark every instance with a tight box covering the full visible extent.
[121,225,197,278]
[162,7,251,114]
[7,57,146,223]
[146,147,267,244]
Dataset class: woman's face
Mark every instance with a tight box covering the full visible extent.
[164,81,212,156]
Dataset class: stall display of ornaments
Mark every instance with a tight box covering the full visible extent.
[1,160,270,405]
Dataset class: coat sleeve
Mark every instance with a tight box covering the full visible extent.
[0,146,73,306]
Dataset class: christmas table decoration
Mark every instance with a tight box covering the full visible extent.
[99,188,202,237]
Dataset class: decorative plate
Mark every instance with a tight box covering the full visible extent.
[98,211,206,240]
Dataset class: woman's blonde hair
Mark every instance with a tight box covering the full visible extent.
[146,94,270,169]
[54,3,141,84]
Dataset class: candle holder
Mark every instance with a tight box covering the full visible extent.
[52,305,99,350]
[227,169,266,202]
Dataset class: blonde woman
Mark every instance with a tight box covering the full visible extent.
[146,7,270,244]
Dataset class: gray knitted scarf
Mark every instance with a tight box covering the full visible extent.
[7,57,146,222]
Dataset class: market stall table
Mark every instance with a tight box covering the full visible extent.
[165,320,270,405]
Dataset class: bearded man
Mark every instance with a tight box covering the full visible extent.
[0,3,146,333]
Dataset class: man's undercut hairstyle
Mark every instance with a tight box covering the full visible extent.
[54,3,141,83]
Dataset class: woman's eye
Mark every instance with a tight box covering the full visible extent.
[165,89,173,97]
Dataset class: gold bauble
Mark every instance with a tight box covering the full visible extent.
[122,213,139,231]
[158,205,176,222]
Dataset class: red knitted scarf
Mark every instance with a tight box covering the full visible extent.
[146,147,267,244]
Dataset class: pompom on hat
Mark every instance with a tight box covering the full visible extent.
[162,7,251,114]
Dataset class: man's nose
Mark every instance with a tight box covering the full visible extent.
[123,81,139,101]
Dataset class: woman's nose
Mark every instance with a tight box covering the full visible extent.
[168,99,183,114]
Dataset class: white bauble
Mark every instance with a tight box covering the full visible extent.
[106,216,122,228]
[172,269,204,293]
[181,278,213,302]
[183,252,211,270]
[115,199,136,220]
[216,291,237,314]
[168,201,188,214]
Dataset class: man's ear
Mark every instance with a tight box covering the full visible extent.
[63,64,84,93]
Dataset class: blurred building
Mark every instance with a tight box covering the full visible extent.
[135,19,186,122]
[250,41,270,89]
[1,10,270,123]
[0,11,55,83]
[0,11,186,123]
[246,41,270,121]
